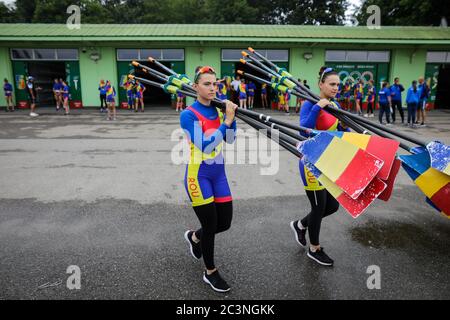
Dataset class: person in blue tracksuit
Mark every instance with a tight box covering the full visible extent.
[406,80,421,128]
[389,77,405,123]
[378,82,391,125]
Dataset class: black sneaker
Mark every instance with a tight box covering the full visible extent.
[307,247,334,266]
[290,220,307,247]
[184,230,202,260]
[203,270,230,293]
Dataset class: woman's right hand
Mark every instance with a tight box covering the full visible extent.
[317,98,331,108]
[224,100,237,126]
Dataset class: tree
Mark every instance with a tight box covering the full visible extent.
[355,0,450,26]
[0,1,16,23]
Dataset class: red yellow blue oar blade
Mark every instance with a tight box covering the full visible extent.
[324,131,399,180]
[400,160,450,217]
[426,141,450,176]
[378,158,402,202]
[298,132,384,199]
[305,161,387,218]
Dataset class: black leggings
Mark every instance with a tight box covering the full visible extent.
[193,201,233,270]
[367,101,374,114]
[100,94,107,109]
[391,100,404,123]
[300,189,339,246]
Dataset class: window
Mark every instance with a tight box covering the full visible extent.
[141,49,161,60]
[117,49,139,60]
[161,49,184,61]
[56,49,78,60]
[222,49,243,61]
[221,49,288,61]
[11,48,78,61]
[11,49,33,60]
[426,51,450,63]
[326,50,390,62]
[325,50,346,62]
[34,49,56,60]
[117,49,184,61]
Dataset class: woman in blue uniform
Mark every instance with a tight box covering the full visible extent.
[180,66,238,293]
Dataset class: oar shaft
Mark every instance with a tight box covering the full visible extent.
[238,71,272,86]
[241,59,276,79]
[237,113,302,158]
[133,61,170,80]
[244,53,280,78]
[148,57,177,76]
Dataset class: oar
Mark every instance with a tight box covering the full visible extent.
[399,151,450,217]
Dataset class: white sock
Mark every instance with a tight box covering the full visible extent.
[297,221,306,230]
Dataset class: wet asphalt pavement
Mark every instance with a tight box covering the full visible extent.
[0,107,449,300]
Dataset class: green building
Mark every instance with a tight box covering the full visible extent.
[1,24,450,109]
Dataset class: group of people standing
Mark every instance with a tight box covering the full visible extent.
[336,76,431,128]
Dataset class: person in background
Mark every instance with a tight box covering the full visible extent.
[238,78,247,109]
[98,79,107,113]
[27,76,41,117]
[284,91,291,115]
[416,76,430,126]
[303,79,310,89]
[61,80,70,115]
[135,79,145,112]
[378,82,391,125]
[53,78,62,111]
[105,80,117,121]
[4,78,14,112]
[353,78,364,116]
[261,83,268,109]
[176,91,185,112]
[365,80,376,118]
[295,78,303,113]
[246,80,256,109]
[390,77,405,124]
[230,76,241,104]
[406,80,420,128]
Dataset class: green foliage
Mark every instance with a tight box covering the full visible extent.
[355,0,450,26]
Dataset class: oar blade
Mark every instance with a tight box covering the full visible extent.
[401,161,450,217]
[326,131,399,180]
[298,132,384,199]
[305,161,387,218]
[426,141,450,176]
[378,158,402,202]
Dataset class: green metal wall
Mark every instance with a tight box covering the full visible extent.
[390,48,427,104]
[185,46,221,105]
[79,47,117,107]
[0,47,14,107]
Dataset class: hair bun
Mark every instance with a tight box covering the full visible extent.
[318,66,327,76]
